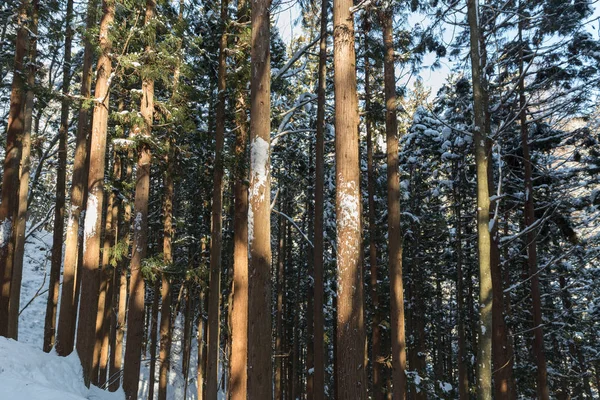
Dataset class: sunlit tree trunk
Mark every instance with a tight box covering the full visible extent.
[75,0,115,384]
[56,0,97,356]
[247,0,273,396]
[0,0,30,337]
[466,0,493,398]
[228,0,249,392]
[11,0,38,340]
[44,0,73,350]
[123,1,156,398]
[381,8,407,400]
[333,0,366,395]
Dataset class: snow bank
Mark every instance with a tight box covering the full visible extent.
[0,337,124,400]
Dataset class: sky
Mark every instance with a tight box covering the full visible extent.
[273,1,600,99]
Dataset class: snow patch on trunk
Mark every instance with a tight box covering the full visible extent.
[0,218,12,248]
[83,193,99,253]
[248,137,269,248]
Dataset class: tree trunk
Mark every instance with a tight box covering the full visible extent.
[228,2,249,392]
[206,0,228,396]
[453,179,469,400]
[56,0,97,356]
[518,14,549,399]
[197,288,207,400]
[275,206,285,400]
[333,0,366,395]
[123,2,156,398]
[75,0,115,384]
[0,0,30,337]
[363,20,383,400]
[247,0,273,396]
[158,140,174,400]
[109,152,132,392]
[182,285,193,399]
[10,0,38,340]
[466,1,493,398]
[44,0,73,350]
[313,1,327,399]
[382,9,407,400]
[148,279,161,399]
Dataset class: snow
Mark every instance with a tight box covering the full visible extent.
[439,381,453,393]
[0,337,124,400]
[0,218,11,248]
[83,193,99,253]
[248,137,270,247]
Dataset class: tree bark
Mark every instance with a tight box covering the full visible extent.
[453,176,469,400]
[466,0,493,398]
[247,0,273,396]
[333,0,366,396]
[518,13,549,399]
[75,0,115,384]
[206,0,228,396]
[0,0,30,337]
[275,206,285,400]
[313,2,327,399]
[123,2,156,398]
[10,0,38,340]
[381,9,407,400]
[44,0,73,350]
[109,152,132,392]
[158,140,174,400]
[363,17,382,400]
[228,2,249,392]
[148,279,161,399]
[56,0,97,356]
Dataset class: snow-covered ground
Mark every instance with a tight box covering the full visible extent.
[2,226,220,399]
[0,337,124,400]
[0,227,122,399]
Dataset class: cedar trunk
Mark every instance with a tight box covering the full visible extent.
[0,0,29,337]
[123,2,156,398]
[75,0,115,384]
[466,0,493,398]
[247,0,273,396]
[56,0,97,356]
[206,0,228,395]
[333,0,367,396]
[518,16,549,399]
[363,19,382,400]
[228,5,249,392]
[382,10,407,400]
[313,1,327,398]
[11,0,38,340]
[158,141,174,400]
[45,0,72,350]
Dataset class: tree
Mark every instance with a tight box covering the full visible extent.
[333,0,366,396]
[9,0,38,340]
[0,0,32,338]
[312,0,328,398]
[123,0,156,398]
[45,0,73,352]
[466,0,493,398]
[381,6,408,399]
[56,0,97,356]
[205,0,228,396]
[75,0,115,384]
[247,0,273,396]
[229,0,250,397]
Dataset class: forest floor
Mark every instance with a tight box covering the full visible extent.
[0,225,218,399]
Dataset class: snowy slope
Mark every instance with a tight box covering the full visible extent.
[0,337,124,400]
